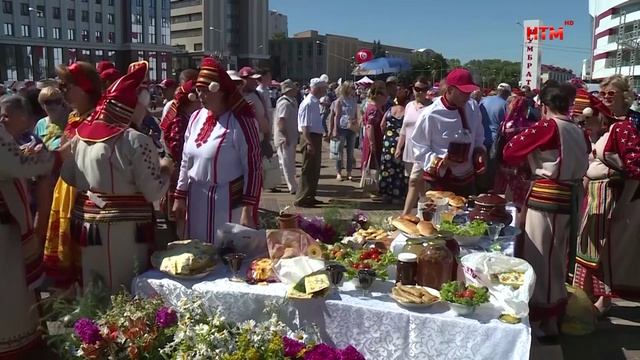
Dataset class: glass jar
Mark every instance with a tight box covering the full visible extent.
[437,233,460,281]
[218,229,236,265]
[396,252,418,285]
[416,239,453,290]
[402,238,426,257]
[447,128,472,163]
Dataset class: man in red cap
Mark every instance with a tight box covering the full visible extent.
[410,68,487,196]
[239,66,270,139]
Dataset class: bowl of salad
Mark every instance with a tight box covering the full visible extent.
[438,220,488,246]
[440,281,490,316]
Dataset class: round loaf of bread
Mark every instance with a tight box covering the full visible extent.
[392,218,419,235]
[417,221,436,237]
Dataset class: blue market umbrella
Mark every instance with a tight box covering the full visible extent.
[351,57,411,76]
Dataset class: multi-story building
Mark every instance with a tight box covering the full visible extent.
[268,10,287,39]
[170,0,269,71]
[540,64,575,83]
[589,0,640,86]
[0,0,175,83]
[269,30,416,83]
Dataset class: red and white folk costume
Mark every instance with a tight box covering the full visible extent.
[174,57,262,243]
[61,61,170,290]
[503,116,590,320]
[159,80,199,230]
[0,125,60,357]
[574,105,640,299]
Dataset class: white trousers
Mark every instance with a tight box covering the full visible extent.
[277,141,298,193]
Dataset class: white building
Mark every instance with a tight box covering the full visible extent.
[582,58,593,80]
[589,0,640,86]
[268,10,288,39]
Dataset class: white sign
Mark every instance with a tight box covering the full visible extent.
[521,19,542,90]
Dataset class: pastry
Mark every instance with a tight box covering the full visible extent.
[306,243,323,259]
[417,221,436,237]
[156,240,215,276]
[399,214,420,224]
[448,196,466,208]
[495,271,525,288]
[391,218,419,236]
[392,285,439,304]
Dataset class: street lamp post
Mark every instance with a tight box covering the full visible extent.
[209,26,232,70]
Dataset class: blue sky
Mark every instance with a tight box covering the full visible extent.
[270,0,591,74]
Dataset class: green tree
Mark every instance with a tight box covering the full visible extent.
[372,40,386,58]
[412,52,449,84]
[446,58,462,68]
[463,59,521,89]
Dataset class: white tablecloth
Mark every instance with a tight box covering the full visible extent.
[133,267,531,360]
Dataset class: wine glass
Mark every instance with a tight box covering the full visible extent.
[224,253,246,282]
[325,263,346,294]
[357,269,376,297]
[487,222,505,252]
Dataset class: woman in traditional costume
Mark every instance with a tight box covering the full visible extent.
[44,62,102,288]
[61,61,173,290]
[172,57,262,243]
[0,95,62,358]
[503,82,591,338]
[159,80,201,238]
[574,75,640,315]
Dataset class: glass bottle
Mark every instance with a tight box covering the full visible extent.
[218,229,236,265]
[416,239,453,290]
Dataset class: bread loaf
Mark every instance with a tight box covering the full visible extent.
[391,218,419,235]
[417,221,436,237]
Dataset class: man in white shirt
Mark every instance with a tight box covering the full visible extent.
[410,68,486,196]
[240,66,270,140]
[256,67,274,121]
[295,78,327,207]
[274,79,299,194]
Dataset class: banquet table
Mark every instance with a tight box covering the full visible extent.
[133,266,532,360]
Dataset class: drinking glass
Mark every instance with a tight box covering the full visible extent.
[487,223,505,253]
[325,263,346,294]
[357,269,376,297]
[224,253,246,282]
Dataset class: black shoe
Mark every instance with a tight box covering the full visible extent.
[290,190,297,195]
[311,198,325,205]
[269,188,282,193]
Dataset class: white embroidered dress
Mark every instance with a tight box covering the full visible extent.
[176,109,261,244]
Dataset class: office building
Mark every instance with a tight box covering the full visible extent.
[0,0,175,83]
[589,0,640,85]
[268,10,287,39]
[269,30,416,82]
[540,64,575,83]
[170,0,269,71]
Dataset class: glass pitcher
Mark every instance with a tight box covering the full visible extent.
[447,128,472,163]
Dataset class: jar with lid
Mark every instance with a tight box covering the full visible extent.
[435,233,460,281]
[447,128,472,163]
[396,253,418,285]
[416,239,453,290]
[402,238,426,257]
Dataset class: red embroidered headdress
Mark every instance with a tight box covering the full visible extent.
[76,61,148,142]
[195,56,254,118]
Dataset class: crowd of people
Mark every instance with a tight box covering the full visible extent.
[2,53,640,356]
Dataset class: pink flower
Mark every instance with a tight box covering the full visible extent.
[340,345,365,360]
[304,343,340,360]
[155,306,178,328]
[74,318,102,345]
[283,336,305,358]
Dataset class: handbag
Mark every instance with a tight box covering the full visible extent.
[262,156,282,190]
[329,137,340,160]
[359,154,379,193]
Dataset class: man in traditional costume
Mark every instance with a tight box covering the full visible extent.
[410,68,486,196]
[61,61,173,290]
[503,83,591,339]
[0,95,62,358]
[172,57,262,243]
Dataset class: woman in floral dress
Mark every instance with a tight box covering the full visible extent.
[379,87,409,203]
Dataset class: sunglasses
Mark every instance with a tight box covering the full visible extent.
[599,90,617,98]
[43,99,63,106]
[413,86,429,93]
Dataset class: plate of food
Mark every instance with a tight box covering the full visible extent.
[440,280,490,316]
[151,239,216,279]
[438,220,488,246]
[391,284,441,308]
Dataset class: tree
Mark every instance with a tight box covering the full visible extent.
[412,52,449,84]
[372,40,386,58]
[446,58,462,68]
[271,32,286,40]
[463,59,521,89]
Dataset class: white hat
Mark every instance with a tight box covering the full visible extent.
[320,74,329,83]
[310,78,327,88]
[497,83,512,92]
[227,70,242,81]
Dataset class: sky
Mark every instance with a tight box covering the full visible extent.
[270,0,592,74]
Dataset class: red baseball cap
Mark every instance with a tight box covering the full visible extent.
[445,68,479,94]
[238,66,261,79]
[160,78,177,88]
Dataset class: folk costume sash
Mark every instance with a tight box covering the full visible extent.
[527,178,582,272]
[0,180,43,290]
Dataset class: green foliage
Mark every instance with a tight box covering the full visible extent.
[440,281,490,306]
[462,59,521,88]
[372,40,386,58]
[411,52,449,83]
